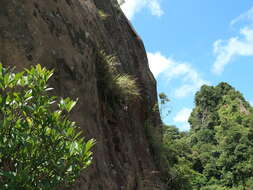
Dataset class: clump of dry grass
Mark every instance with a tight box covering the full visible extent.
[114,74,140,100]
[96,50,140,104]
[98,9,110,20]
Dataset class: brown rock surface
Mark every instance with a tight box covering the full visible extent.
[0,0,165,189]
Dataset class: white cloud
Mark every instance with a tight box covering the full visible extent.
[250,100,253,106]
[179,123,191,131]
[148,1,164,17]
[147,52,173,77]
[148,52,209,98]
[173,108,192,123]
[212,27,253,75]
[231,6,253,26]
[173,108,192,131]
[212,6,253,75]
[120,0,163,20]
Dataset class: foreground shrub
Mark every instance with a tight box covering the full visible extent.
[0,64,94,190]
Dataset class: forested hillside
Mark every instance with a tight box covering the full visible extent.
[161,82,253,190]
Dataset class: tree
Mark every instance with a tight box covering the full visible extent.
[155,92,170,120]
[159,82,253,189]
[0,64,95,190]
[187,82,253,189]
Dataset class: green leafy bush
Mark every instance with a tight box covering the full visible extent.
[0,64,95,190]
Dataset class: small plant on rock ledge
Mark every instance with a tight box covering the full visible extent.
[96,50,140,107]
[114,74,140,101]
[98,9,110,20]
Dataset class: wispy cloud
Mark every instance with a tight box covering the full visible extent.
[148,1,164,17]
[173,108,192,131]
[120,0,163,20]
[212,27,253,75]
[148,52,209,98]
[212,6,253,75]
[231,6,253,26]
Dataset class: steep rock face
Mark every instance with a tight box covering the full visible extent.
[0,0,165,189]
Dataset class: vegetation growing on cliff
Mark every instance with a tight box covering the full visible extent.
[156,82,253,190]
[96,51,140,106]
[0,64,94,190]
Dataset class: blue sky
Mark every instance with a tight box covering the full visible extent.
[119,0,253,131]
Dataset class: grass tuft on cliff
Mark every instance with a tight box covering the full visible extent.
[96,50,140,105]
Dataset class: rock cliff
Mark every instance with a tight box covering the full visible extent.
[0,0,165,189]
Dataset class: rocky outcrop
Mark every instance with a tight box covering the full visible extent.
[0,0,165,189]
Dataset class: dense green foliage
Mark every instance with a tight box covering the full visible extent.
[147,93,194,189]
[158,83,253,189]
[0,64,94,190]
[188,83,253,189]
